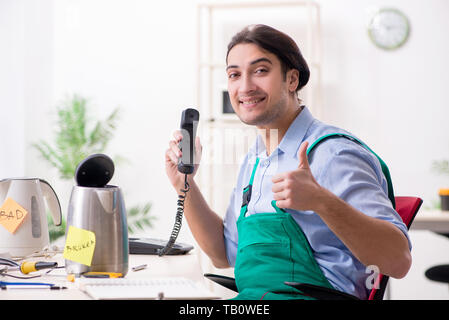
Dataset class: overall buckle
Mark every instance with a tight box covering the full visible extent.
[241,185,252,208]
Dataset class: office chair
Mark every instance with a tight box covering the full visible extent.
[204,196,423,300]
[425,264,449,284]
[424,233,449,285]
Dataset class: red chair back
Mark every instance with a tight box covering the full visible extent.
[368,196,423,300]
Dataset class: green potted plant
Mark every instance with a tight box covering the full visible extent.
[432,159,449,211]
[33,94,155,241]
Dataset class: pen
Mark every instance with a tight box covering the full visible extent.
[0,281,67,290]
[1,285,67,290]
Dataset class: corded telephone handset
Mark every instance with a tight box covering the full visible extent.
[129,108,199,256]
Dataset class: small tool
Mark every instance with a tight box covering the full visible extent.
[0,257,57,274]
[19,261,58,274]
[81,272,123,278]
[131,264,148,272]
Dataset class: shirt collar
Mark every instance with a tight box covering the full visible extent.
[279,106,315,157]
[249,135,267,158]
[248,106,315,159]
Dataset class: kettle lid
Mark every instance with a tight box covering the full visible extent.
[75,154,115,187]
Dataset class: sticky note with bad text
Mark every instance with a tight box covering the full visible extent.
[63,226,96,266]
[0,197,29,234]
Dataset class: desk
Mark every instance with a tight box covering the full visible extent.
[0,250,217,300]
[411,210,449,233]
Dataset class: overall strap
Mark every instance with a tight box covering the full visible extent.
[307,133,395,208]
[240,158,260,217]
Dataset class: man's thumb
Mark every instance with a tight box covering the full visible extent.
[298,141,310,169]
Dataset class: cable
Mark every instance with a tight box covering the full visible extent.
[158,174,190,256]
[1,273,42,280]
[0,257,19,267]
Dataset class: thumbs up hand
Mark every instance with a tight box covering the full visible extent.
[271,141,324,212]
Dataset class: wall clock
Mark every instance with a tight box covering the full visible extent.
[368,8,410,50]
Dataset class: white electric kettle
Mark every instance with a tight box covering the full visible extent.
[0,178,61,257]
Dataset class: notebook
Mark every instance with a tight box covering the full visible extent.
[77,277,219,300]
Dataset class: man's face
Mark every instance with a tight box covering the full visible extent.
[226,43,290,127]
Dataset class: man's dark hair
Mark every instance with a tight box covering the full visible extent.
[226,24,310,93]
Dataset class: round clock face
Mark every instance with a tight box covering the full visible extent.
[368,8,410,50]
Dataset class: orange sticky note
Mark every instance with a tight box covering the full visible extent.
[0,197,29,234]
[63,226,96,266]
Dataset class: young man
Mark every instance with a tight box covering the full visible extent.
[165,24,411,300]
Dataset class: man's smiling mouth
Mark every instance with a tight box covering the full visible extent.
[239,97,266,106]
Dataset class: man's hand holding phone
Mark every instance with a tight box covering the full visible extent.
[165,131,202,192]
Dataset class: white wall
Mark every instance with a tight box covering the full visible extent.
[3,0,449,299]
[0,0,26,177]
[319,0,449,204]
[316,0,449,300]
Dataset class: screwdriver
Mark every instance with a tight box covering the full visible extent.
[19,261,58,274]
[0,257,57,274]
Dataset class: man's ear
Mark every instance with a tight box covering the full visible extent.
[287,69,300,93]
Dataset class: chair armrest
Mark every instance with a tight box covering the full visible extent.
[284,282,360,300]
[204,273,238,292]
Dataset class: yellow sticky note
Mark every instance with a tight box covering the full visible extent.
[63,226,96,266]
[0,197,29,234]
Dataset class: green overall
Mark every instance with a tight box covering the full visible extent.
[233,133,395,300]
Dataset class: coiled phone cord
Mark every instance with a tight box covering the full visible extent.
[158,174,190,256]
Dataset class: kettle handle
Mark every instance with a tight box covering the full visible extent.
[39,179,62,226]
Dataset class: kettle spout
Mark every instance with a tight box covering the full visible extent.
[95,188,116,214]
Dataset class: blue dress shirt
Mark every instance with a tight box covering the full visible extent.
[222,106,411,299]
